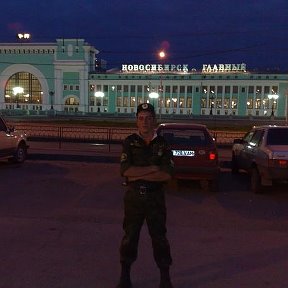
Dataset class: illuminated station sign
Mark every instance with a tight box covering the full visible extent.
[121,64,189,73]
[121,63,247,74]
[202,63,247,73]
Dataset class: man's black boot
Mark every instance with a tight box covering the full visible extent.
[159,267,174,288]
[116,263,132,288]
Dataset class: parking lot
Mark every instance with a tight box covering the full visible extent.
[1,148,288,288]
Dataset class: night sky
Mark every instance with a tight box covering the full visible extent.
[1,0,288,71]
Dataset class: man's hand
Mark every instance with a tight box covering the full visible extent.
[127,170,171,182]
[123,165,159,178]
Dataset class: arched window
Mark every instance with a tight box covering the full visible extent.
[4,72,42,105]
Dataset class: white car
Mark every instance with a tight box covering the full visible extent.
[0,116,29,163]
[232,125,288,193]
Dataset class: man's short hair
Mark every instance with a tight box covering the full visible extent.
[136,103,155,117]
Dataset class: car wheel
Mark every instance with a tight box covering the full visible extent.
[251,167,263,194]
[231,153,239,174]
[12,143,27,163]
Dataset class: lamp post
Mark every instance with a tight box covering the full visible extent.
[209,90,215,115]
[285,89,288,124]
[268,94,279,118]
[209,93,215,115]
[49,91,54,110]
[158,50,166,119]
[94,91,104,112]
[158,79,163,119]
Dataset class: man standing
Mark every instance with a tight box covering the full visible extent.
[117,103,174,288]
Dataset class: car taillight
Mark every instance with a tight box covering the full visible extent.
[278,160,288,167]
[209,152,217,160]
[268,159,288,168]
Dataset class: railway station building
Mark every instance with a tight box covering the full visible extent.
[0,38,287,119]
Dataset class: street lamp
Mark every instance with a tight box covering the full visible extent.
[159,50,166,59]
[158,50,166,119]
[285,89,288,124]
[49,91,54,110]
[17,33,31,41]
[268,94,279,117]
[209,91,215,115]
[94,91,104,112]
[158,78,163,119]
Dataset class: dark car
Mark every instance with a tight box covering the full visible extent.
[157,123,220,191]
[232,125,288,193]
[0,116,29,163]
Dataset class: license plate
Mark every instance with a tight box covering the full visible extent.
[172,150,195,157]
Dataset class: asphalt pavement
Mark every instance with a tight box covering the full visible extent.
[2,151,288,288]
[3,141,288,288]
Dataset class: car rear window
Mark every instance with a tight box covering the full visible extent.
[159,129,210,145]
[266,128,288,145]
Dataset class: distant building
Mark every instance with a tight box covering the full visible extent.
[0,38,287,118]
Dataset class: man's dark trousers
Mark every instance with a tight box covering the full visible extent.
[119,185,172,268]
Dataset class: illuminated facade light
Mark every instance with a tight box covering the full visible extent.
[268,94,279,100]
[12,86,24,95]
[94,91,104,97]
[149,92,159,99]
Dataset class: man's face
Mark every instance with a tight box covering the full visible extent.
[136,111,155,135]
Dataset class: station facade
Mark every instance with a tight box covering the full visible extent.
[0,38,287,118]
